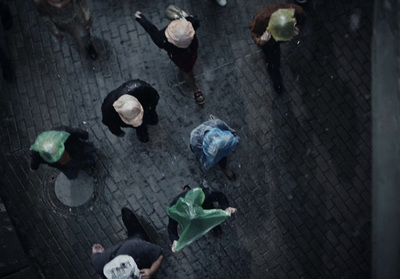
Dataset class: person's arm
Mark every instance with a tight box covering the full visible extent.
[140,255,163,279]
[75,0,92,24]
[30,150,44,170]
[204,189,237,215]
[185,15,200,30]
[101,102,125,136]
[135,11,167,49]
[205,189,230,210]
[167,217,180,243]
[105,122,124,136]
[58,126,89,140]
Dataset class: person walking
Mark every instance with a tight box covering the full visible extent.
[33,0,97,60]
[101,79,160,143]
[167,185,237,252]
[249,3,306,94]
[190,117,240,180]
[135,10,205,106]
[91,207,164,279]
[30,126,96,179]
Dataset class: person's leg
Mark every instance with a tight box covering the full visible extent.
[64,24,97,61]
[182,71,205,105]
[263,42,283,94]
[121,207,150,242]
[218,157,236,181]
[145,110,158,126]
[79,34,97,61]
[135,125,149,143]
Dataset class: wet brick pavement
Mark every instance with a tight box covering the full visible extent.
[0,0,372,278]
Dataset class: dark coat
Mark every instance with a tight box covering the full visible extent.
[30,126,95,179]
[249,3,306,48]
[136,15,200,73]
[101,80,160,136]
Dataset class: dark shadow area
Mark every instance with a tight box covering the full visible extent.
[268,0,373,277]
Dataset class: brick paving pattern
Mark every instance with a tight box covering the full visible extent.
[0,0,372,278]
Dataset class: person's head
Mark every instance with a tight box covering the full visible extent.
[165,19,195,48]
[92,244,105,254]
[267,8,297,42]
[113,94,144,127]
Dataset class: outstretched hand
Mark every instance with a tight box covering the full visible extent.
[225,207,237,216]
[140,268,152,279]
[171,240,178,253]
[135,11,142,18]
[260,30,271,44]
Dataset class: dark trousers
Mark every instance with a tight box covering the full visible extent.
[122,208,151,242]
[262,42,282,87]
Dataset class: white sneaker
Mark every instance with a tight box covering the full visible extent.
[216,0,227,6]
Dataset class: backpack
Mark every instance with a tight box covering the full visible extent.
[103,255,141,279]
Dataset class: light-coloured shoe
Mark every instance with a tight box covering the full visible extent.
[215,0,227,7]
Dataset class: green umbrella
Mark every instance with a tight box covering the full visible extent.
[167,188,230,251]
[30,130,70,163]
[267,8,297,42]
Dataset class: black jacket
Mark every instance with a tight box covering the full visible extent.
[101,80,159,135]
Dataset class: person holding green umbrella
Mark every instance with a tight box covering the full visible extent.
[167,185,237,252]
[249,4,306,94]
[30,126,96,179]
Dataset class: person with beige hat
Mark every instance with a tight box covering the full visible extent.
[135,11,205,106]
[33,0,97,60]
[101,80,160,143]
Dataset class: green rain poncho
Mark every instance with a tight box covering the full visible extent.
[30,130,70,163]
[167,188,230,251]
[267,8,297,42]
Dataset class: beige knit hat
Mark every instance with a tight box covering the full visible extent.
[113,95,144,127]
[165,19,195,48]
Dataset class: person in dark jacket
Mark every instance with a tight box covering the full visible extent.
[30,126,96,179]
[101,79,159,143]
[167,185,237,252]
[91,207,163,279]
[135,11,205,106]
[249,3,306,94]
[33,0,97,60]
[0,1,12,81]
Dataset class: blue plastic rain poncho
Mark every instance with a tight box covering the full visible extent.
[189,119,240,170]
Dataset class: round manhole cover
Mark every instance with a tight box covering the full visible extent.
[43,158,105,218]
[55,171,94,207]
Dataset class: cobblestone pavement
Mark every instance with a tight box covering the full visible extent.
[0,0,372,278]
